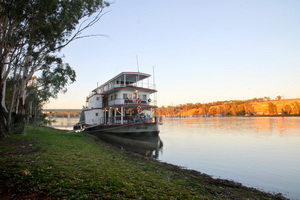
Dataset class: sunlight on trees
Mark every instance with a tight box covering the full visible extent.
[156,97,300,117]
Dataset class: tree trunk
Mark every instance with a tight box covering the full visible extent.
[0,109,8,138]
[14,76,27,135]
[12,54,30,135]
[14,96,26,135]
[0,84,9,138]
[27,100,33,123]
[7,65,19,131]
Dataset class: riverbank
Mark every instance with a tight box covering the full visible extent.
[0,126,286,199]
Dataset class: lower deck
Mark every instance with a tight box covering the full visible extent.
[83,121,160,135]
[83,105,155,126]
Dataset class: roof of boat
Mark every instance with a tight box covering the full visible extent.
[92,72,151,92]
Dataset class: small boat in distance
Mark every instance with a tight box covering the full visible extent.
[74,72,161,135]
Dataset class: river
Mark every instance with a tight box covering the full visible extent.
[50,116,300,199]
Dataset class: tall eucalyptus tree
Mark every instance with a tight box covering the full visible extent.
[0,0,110,137]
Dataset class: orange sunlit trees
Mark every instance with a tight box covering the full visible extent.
[292,102,300,114]
[268,102,278,115]
[157,97,299,117]
[283,105,292,115]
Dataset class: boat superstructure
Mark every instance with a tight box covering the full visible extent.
[76,72,160,135]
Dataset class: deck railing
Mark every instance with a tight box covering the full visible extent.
[107,98,156,106]
[102,116,155,125]
[99,82,156,93]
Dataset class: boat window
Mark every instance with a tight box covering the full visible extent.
[133,93,137,99]
[129,94,132,99]
[123,93,128,99]
[96,97,100,100]
[142,94,147,100]
[95,113,98,116]
[114,94,118,99]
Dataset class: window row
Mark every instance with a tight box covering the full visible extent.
[108,93,148,101]
[123,93,147,100]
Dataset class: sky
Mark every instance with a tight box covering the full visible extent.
[45,0,300,109]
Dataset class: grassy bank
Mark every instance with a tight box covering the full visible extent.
[0,127,285,199]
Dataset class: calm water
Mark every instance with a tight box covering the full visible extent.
[49,117,80,130]
[159,117,300,199]
[51,117,300,199]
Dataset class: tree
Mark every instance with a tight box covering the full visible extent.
[0,0,110,138]
[276,95,282,100]
[292,102,300,114]
[244,102,254,115]
[268,102,278,115]
[195,103,202,109]
[283,105,292,115]
[217,105,225,116]
[209,107,218,116]
[38,58,76,102]
[236,105,245,116]
[264,96,271,101]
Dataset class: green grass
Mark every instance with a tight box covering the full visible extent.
[0,126,286,199]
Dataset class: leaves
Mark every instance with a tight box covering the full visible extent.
[38,58,76,101]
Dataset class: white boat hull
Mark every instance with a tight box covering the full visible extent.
[84,122,160,135]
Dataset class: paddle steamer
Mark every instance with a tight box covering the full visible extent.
[75,72,160,135]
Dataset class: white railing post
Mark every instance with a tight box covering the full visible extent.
[109,108,112,124]
[124,74,126,87]
[121,107,124,124]
[114,108,117,124]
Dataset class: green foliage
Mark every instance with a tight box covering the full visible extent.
[39,60,76,101]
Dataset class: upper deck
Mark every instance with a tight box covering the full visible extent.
[91,72,157,95]
[85,72,158,109]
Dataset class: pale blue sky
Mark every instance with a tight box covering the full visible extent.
[46,0,300,109]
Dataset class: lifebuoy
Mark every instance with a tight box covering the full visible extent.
[136,98,142,104]
[137,106,142,113]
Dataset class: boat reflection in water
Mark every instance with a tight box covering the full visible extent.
[94,133,163,158]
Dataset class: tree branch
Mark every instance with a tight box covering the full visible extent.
[56,7,110,50]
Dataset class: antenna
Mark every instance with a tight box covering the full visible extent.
[153,65,157,106]
[152,65,155,85]
[136,55,139,72]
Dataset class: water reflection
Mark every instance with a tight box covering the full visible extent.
[159,117,300,199]
[95,133,163,158]
[48,117,80,130]
[178,116,300,134]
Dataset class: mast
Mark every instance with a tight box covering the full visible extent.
[136,55,140,72]
[153,66,155,88]
[153,66,157,106]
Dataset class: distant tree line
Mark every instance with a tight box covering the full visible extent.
[156,97,300,117]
